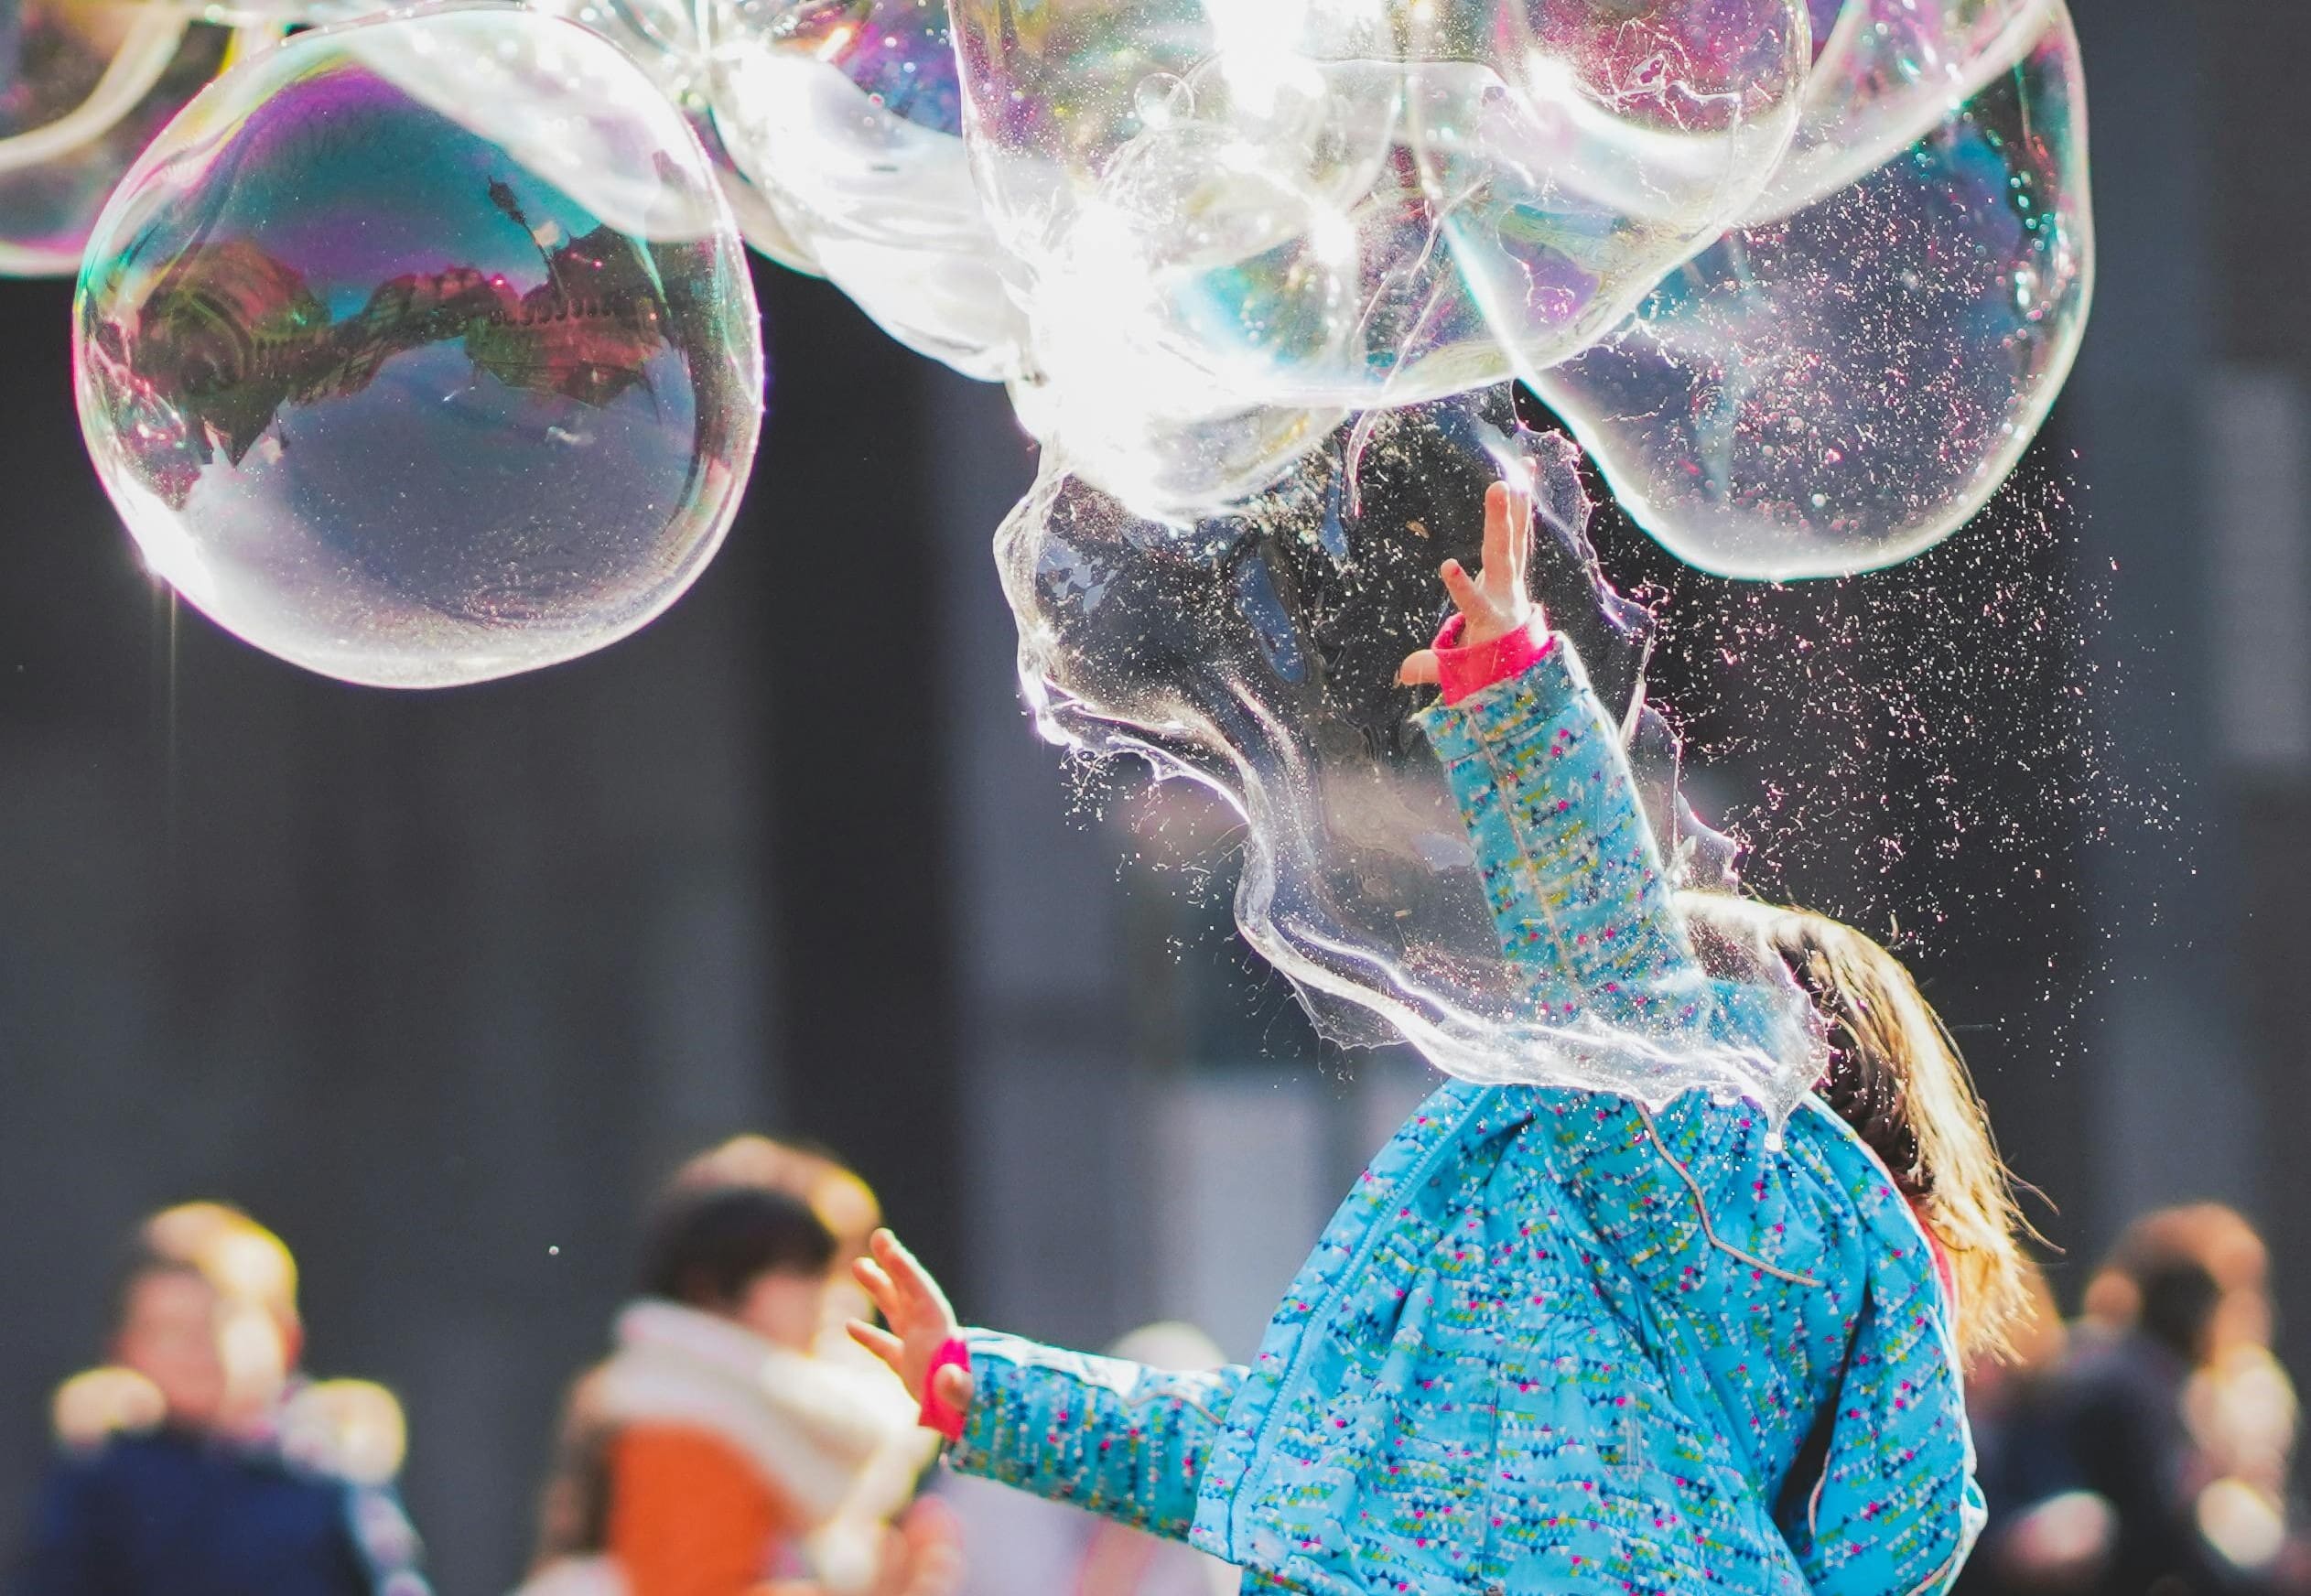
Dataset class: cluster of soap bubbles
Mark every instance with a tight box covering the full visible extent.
[34,0,2090,1097]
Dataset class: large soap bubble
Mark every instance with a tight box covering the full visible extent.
[1001,383,1819,1115]
[1532,1,2090,579]
[0,0,232,275]
[705,0,1024,376]
[74,6,763,687]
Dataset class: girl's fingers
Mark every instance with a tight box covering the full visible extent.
[871,1228,945,1314]
[1440,558,1486,620]
[1480,482,1510,580]
[853,1256,902,1320]
[1398,649,1440,685]
[1487,478,1530,593]
[847,1319,906,1373]
[869,1229,925,1304]
[1507,484,1535,587]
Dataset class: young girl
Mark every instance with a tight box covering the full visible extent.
[853,480,2027,1596]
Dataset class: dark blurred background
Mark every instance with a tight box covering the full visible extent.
[5,3,2310,1591]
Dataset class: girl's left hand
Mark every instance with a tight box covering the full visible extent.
[847,1230,975,1419]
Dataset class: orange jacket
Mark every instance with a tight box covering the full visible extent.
[606,1422,805,1596]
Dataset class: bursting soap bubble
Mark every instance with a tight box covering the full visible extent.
[0,0,232,275]
[1533,2,2090,578]
[74,6,763,688]
[1002,385,1820,1114]
[44,0,2097,1095]
[1747,0,2054,223]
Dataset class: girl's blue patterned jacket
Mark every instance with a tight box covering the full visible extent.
[948,637,1982,1596]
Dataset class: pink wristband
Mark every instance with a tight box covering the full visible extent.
[1431,612,1554,706]
[920,1336,971,1442]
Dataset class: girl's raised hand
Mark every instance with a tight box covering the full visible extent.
[1398,478,1542,686]
[848,1229,974,1418]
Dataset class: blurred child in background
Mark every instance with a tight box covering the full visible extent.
[522,1138,957,1596]
[665,1137,891,1364]
[1954,1261,2113,1596]
[16,1202,428,1596]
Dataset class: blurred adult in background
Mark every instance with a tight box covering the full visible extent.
[2025,1204,2311,1596]
[1956,1261,2113,1596]
[14,1202,429,1596]
[522,1138,956,1596]
[938,1322,1237,1596]
[2085,1207,2301,1556]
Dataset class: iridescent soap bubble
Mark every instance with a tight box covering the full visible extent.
[1001,384,1816,1114]
[1746,0,2053,221]
[1398,0,1810,383]
[1532,1,2090,579]
[949,0,1269,248]
[706,0,1023,377]
[74,6,763,687]
[1010,367,1347,523]
[1406,0,1810,143]
[0,0,232,275]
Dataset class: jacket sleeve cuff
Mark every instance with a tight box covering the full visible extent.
[1431,612,1555,706]
[920,1337,971,1441]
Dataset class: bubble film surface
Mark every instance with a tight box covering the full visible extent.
[947,0,1815,519]
[707,0,1023,375]
[1002,385,1819,1112]
[0,0,231,275]
[1533,2,2090,578]
[74,7,763,686]
[38,0,2097,1095]
[669,0,2090,576]
[527,0,825,272]
[1748,0,2051,222]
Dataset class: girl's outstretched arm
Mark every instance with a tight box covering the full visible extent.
[1403,481,1785,1052]
[848,1231,1240,1544]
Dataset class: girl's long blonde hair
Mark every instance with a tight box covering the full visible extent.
[1680,892,2033,1364]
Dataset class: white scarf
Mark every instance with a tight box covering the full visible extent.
[578,1300,935,1591]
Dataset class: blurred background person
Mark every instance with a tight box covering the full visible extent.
[938,1321,1236,1596]
[15,1202,429,1596]
[2014,1204,2311,1596]
[1956,1260,2116,1596]
[521,1139,957,1596]
[2085,1207,2299,1540]
[666,1138,890,1365]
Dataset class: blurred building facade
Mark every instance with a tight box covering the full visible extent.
[5,7,2311,1591]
